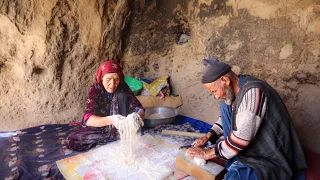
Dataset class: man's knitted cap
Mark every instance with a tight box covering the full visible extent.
[201,56,231,83]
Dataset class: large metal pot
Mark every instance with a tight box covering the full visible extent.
[144,106,179,128]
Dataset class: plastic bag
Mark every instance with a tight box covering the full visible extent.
[142,76,169,97]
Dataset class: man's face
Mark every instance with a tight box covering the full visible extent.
[102,73,120,93]
[203,78,235,105]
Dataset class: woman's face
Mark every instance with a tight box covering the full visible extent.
[102,73,120,93]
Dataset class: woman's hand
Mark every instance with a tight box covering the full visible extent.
[108,114,127,129]
[137,109,145,120]
[86,115,113,127]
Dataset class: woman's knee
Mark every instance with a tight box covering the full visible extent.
[65,133,77,150]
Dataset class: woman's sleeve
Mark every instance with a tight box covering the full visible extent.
[83,85,99,123]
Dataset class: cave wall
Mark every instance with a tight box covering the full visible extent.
[0,0,319,153]
[0,0,131,130]
[123,0,320,153]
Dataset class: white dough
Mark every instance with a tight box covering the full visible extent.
[111,112,144,166]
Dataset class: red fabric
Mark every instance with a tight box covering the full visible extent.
[208,157,226,167]
[95,60,124,83]
[305,149,320,180]
[83,113,94,122]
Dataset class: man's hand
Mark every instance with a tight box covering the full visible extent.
[192,136,209,147]
[186,147,216,160]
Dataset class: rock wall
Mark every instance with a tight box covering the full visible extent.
[0,0,319,153]
[0,0,131,130]
[123,0,320,153]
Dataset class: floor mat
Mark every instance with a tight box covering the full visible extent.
[0,124,80,180]
[0,115,214,179]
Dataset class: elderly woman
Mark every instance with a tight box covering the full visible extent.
[65,60,145,151]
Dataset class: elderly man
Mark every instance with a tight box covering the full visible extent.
[187,57,307,180]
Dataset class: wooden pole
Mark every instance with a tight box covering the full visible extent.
[161,130,205,138]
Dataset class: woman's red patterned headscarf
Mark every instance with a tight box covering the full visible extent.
[95,60,124,83]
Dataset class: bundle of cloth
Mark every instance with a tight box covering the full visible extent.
[140,76,171,99]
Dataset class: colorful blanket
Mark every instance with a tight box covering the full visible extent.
[0,124,80,180]
[56,134,180,179]
[56,122,223,180]
[0,115,213,179]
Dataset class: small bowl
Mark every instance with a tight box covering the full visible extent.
[144,106,179,128]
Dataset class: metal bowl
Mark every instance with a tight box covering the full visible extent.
[144,106,179,128]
